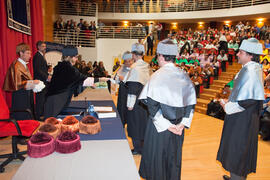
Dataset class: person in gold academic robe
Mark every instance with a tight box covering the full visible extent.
[3,43,44,120]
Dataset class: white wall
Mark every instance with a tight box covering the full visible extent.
[44,39,137,75]
[78,46,97,62]
[73,39,138,74]
[96,39,138,74]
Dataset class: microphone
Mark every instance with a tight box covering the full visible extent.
[84,97,87,116]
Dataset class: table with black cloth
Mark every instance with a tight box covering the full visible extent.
[12,88,140,180]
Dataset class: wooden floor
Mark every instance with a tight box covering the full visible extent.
[1,112,270,180]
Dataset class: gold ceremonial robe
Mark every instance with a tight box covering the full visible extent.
[3,59,32,92]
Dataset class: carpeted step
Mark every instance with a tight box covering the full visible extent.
[196,98,210,109]
[212,80,229,86]
[203,89,221,96]
[200,93,216,101]
[195,106,207,114]
[211,84,225,90]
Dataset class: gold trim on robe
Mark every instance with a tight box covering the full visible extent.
[3,59,32,92]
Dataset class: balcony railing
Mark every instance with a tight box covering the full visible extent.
[97,0,270,13]
[58,0,270,15]
[53,29,96,47]
[97,26,146,39]
[58,0,97,16]
[53,26,146,47]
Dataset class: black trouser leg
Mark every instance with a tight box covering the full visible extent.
[132,138,142,152]
[195,85,200,98]
[36,87,47,120]
[230,172,246,180]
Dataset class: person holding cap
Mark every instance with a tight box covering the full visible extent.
[217,38,265,180]
[44,46,100,118]
[125,43,150,155]
[138,39,196,180]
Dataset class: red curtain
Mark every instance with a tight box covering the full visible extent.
[0,0,44,107]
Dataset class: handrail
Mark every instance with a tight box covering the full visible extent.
[52,26,148,47]
[97,26,146,39]
[57,0,270,15]
[58,0,97,16]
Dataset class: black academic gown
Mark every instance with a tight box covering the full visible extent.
[139,97,194,180]
[44,61,87,118]
[117,81,128,126]
[126,81,148,140]
[217,99,263,177]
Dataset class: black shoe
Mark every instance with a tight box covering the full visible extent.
[223,175,230,180]
[17,137,28,145]
[131,149,141,155]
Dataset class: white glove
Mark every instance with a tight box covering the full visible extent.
[25,80,36,90]
[83,77,94,87]
[99,77,110,82]
[110,78,117,84]
[33,81,45,93]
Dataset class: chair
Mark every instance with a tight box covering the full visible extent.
[0,91,40,173]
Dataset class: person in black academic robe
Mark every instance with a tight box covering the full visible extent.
[217,38,265,180]
[44,46,97,119]
[33,41,51,120]
[125,43,150,155]
[138,39,196,180]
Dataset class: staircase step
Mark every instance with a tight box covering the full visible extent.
[196,98,210,108]
[213,80,229,86]
[200,93,216,100]
[226,68,240,73]
[221,72,236,76]
[218,76,234,81]
[203,89,220,96]
[195,106,207,114]
[211,84,224,90]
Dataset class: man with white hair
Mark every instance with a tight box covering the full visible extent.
[139,39,196,180]
[125,43,150,155]
[218,38,265,180]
